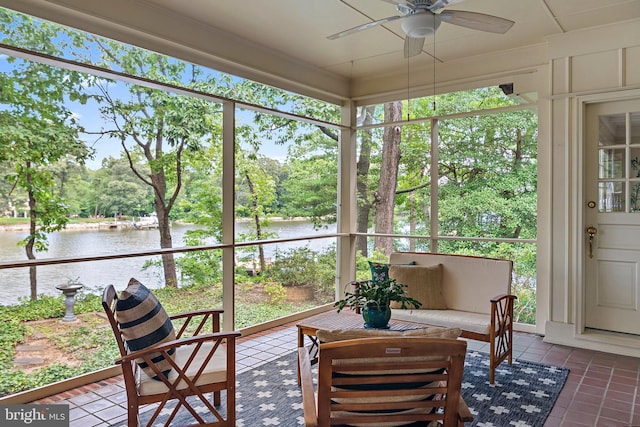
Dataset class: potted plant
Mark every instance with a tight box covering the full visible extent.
[334,278,422,329]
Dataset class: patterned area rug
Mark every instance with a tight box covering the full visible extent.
[111,349,569,426]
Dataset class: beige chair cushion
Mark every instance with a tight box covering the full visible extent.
[389,264,447,309]
[137,341,228,396]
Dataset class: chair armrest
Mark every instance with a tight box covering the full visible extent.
[458,397,474,422]
[170,308,224,320]
[115,331,240,365]
[490,293,517,304]
[298,347,318,427]
[490,294,516,337]
[170,309,226,337]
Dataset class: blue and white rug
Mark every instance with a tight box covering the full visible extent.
[112,349,569,426]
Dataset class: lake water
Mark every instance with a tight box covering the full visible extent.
[0,221,336,305]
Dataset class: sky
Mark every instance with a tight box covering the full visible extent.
[0,42,292,171]
[74,98,290,170]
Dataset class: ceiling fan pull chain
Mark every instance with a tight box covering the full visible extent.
[432,15,436,111]
[407,55,411,121]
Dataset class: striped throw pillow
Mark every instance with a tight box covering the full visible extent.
[116,278,176,380]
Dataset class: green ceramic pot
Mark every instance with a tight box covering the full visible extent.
[362,302,391,329]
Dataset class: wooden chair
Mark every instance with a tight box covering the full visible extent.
[102,284,240,427]
[298,337,473,427]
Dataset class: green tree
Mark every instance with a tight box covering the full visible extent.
[174,143,224,286]
[0,12,91,299]
[91,41,221,287]
[90,156,153,217]
[281,153,337,220]
[236,151,278,272]
[50,156,92,217]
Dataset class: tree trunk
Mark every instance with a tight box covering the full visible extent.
[151,171,178,288]
[374,101,403,256]
[245,173,267,272]
[156,202,177,287]
[409,192,416,251]
[356,106,376,256]
[26,162,38,300]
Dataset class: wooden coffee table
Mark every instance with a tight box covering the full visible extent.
[296,310,424,384]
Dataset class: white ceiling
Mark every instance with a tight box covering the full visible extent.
[1,0,640,103]
[146,0,639,78]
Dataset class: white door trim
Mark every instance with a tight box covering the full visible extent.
[573,88,640,340]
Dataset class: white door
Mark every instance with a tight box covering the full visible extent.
[585,98,640,334]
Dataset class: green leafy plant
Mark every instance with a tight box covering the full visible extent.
[334,278,422,312]
[263,281,287,304]
[264,247,320,288]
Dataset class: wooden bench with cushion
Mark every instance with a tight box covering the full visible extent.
[361,252,516,384]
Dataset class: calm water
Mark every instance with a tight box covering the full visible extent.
[0,221,335,305]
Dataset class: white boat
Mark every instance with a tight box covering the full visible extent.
[132,213,159,229]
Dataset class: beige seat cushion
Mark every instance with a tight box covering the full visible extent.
[137,341,228,396]
[391,308,493,335]
[389,264,447,309]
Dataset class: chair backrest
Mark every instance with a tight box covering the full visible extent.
[315,337,467,427]
[102,284,129,357]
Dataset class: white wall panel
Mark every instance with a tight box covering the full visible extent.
[571,51,619,93]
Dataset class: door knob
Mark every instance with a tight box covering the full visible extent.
[586,226,597,258]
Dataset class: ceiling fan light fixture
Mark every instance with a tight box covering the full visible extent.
[401,13,440,38]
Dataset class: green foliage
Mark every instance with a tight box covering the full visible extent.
[2,295,65,321]
[176,244,223,287]
[280,154,338,223]
[335,278,421,312]
[263,281,287,304]
[315,246,338,293]
[264,247,327,288]
[89,157,154,217]
[0,11,92,256]
[0,368,31,395]
[234,301,316,329]
[0,320,25,367]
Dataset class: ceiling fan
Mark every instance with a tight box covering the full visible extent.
[327,0,515,58]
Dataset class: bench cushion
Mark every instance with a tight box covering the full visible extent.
[391,308,492,336]
[389,264,446,309]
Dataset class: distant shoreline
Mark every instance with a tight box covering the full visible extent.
[0,217,311,232]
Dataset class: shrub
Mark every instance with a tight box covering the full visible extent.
[264,247,320,287]
[263,281,286,304]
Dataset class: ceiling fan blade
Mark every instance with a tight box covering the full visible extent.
[426,0,466,11]
[380,0,410,5]
[438,10,514,33]
[327,15,404,39]
[404,36,425,58]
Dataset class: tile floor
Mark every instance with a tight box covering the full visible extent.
[30,317,640,427]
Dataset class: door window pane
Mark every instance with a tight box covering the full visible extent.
[599,181,625,212]
[598,148,625,179]
[599,113,626,146]
[631,112,640,145]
